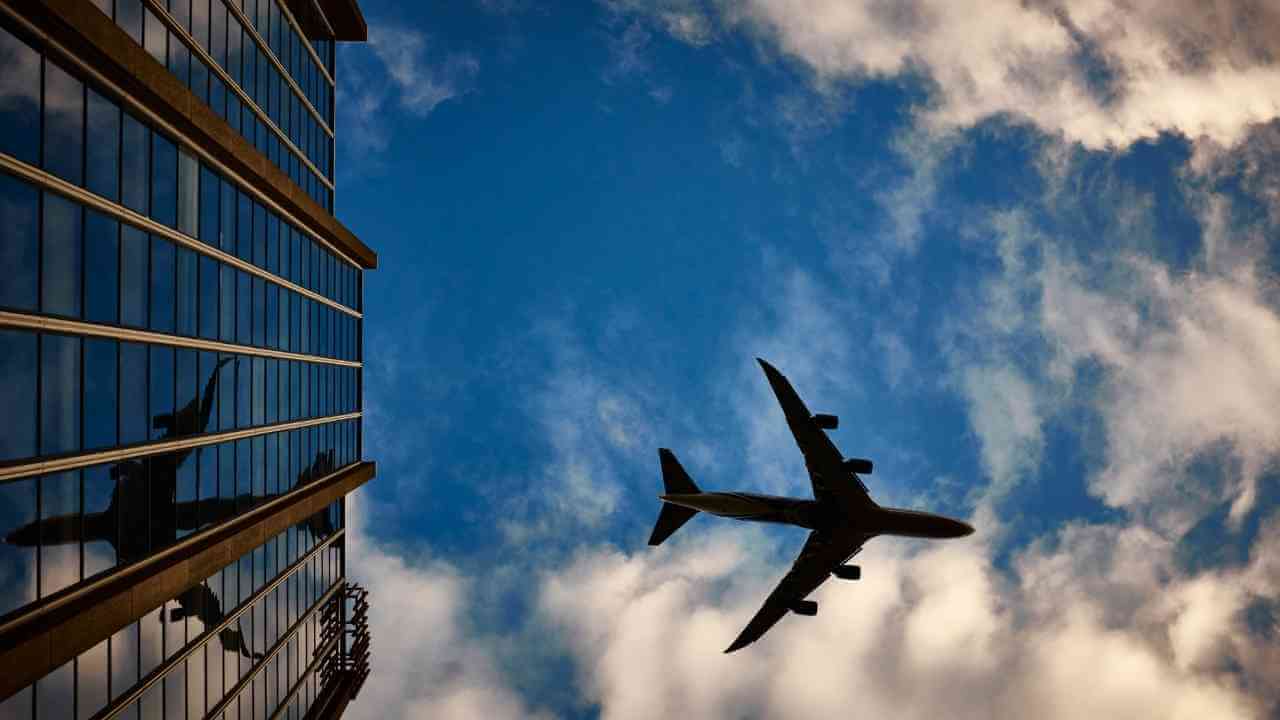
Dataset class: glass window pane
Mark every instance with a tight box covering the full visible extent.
[197,350,221,437]
[237,190,252,261]
[0,172,39,311]
[43,60,85,185]
[198,444,217,531]
[151,132,178,228]
[144,9,166,66]
[86,88,121,201]
[253,200,266,268]
[40,333,81,456]
[177,246,197,336]
[199,255,218,340]
[36,658,75,719]
[120,226,149,327]
[220,179,236,252]
[82,464,117,578]
[79,638,110,720]
[236,355,250,429]
[84,210,120,325]
[176,347,197,436]
[236,269,251,345]
[150,344,175,440]
[120,341,148,445]
[84,337,118,450]
[265,283,278,350]
[0,26,40,165]
[199,165,219,245]
[39,471,81,598]
[178,150,198,235]
[122,112,150,215]
[252,276,265,346]
[42,192,83,318]
[219,264,235,341]
[252,356,264,426]
[150,235,176,333]
[0,478,37,616]
[118,0,143,43]
[210,0,226,68]
[219,354,236,431]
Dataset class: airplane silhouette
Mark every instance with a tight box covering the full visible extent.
[649,358,974,652]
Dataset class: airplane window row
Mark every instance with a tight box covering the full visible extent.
[0,420,356,616]
[0,501,343,720]
[0,25,360,318]
[0,174,361,362]
[0,329,360,464]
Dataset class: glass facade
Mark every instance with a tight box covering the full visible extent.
[0,5,367,717]
[93,0,336,212]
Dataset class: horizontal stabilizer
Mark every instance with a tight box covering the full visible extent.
[648,502,698,546]
[650,449,701,545]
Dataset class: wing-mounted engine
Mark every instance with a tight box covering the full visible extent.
[812,413,838,430]
[842,457,873,474]
[832,564,861,581]
[789,600,818,616]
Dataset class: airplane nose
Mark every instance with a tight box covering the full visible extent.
[957,521,975,537]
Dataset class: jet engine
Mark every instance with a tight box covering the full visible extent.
[812,414,839,430]
[843,457,873,474]
[790,600,818,616]
[832,564,861,581]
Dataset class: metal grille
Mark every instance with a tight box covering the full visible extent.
[318,582,371,700]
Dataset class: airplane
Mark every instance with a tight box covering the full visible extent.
[648,358,974,653]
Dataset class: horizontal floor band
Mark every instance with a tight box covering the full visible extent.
[0,153,361,318]
[0,309,361,367]
[0,460,376,703]
[0,410,362,483]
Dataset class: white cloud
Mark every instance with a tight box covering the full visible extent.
[537,518,1272,719]
[370,27,480,117]
[344,492,553,720]
[719,0,1280,150]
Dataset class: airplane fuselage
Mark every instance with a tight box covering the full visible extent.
[659,491,972,539]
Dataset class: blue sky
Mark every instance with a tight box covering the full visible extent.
[334,2,1280,718]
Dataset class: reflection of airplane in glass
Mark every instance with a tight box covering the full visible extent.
[165,584,263,659]
[2,357,268,659]
[649,359,974,652]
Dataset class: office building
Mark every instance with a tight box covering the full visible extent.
[0,0,375,717]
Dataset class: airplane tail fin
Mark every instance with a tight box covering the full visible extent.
[659,448,699,495]
[649,449,700,546]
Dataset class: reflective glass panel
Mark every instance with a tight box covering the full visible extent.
[150,235,176,333]
[84,337,118,450]
[0,26,40,165]
[119,342,148,445]
[151,132,178,228]
[40,333,81,456]
[121,112,150,215]
[41,192,83,318]
[84,210,119,325]
[43,60,84,185]
[0,172,39,311]
[39,471,81,598]
[120,226,149,328]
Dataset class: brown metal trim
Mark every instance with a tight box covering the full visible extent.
[2,0,378,269]
[0,152,361,315]
[0,410,362,482]
[316,0,366,42]
[0,460,376,702]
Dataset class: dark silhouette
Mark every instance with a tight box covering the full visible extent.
[2,357,267,659]
[650,358,974,653]
[165,584,263,660]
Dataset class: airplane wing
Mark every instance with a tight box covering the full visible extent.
[756,358,874,509]
[725,529,869,653]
